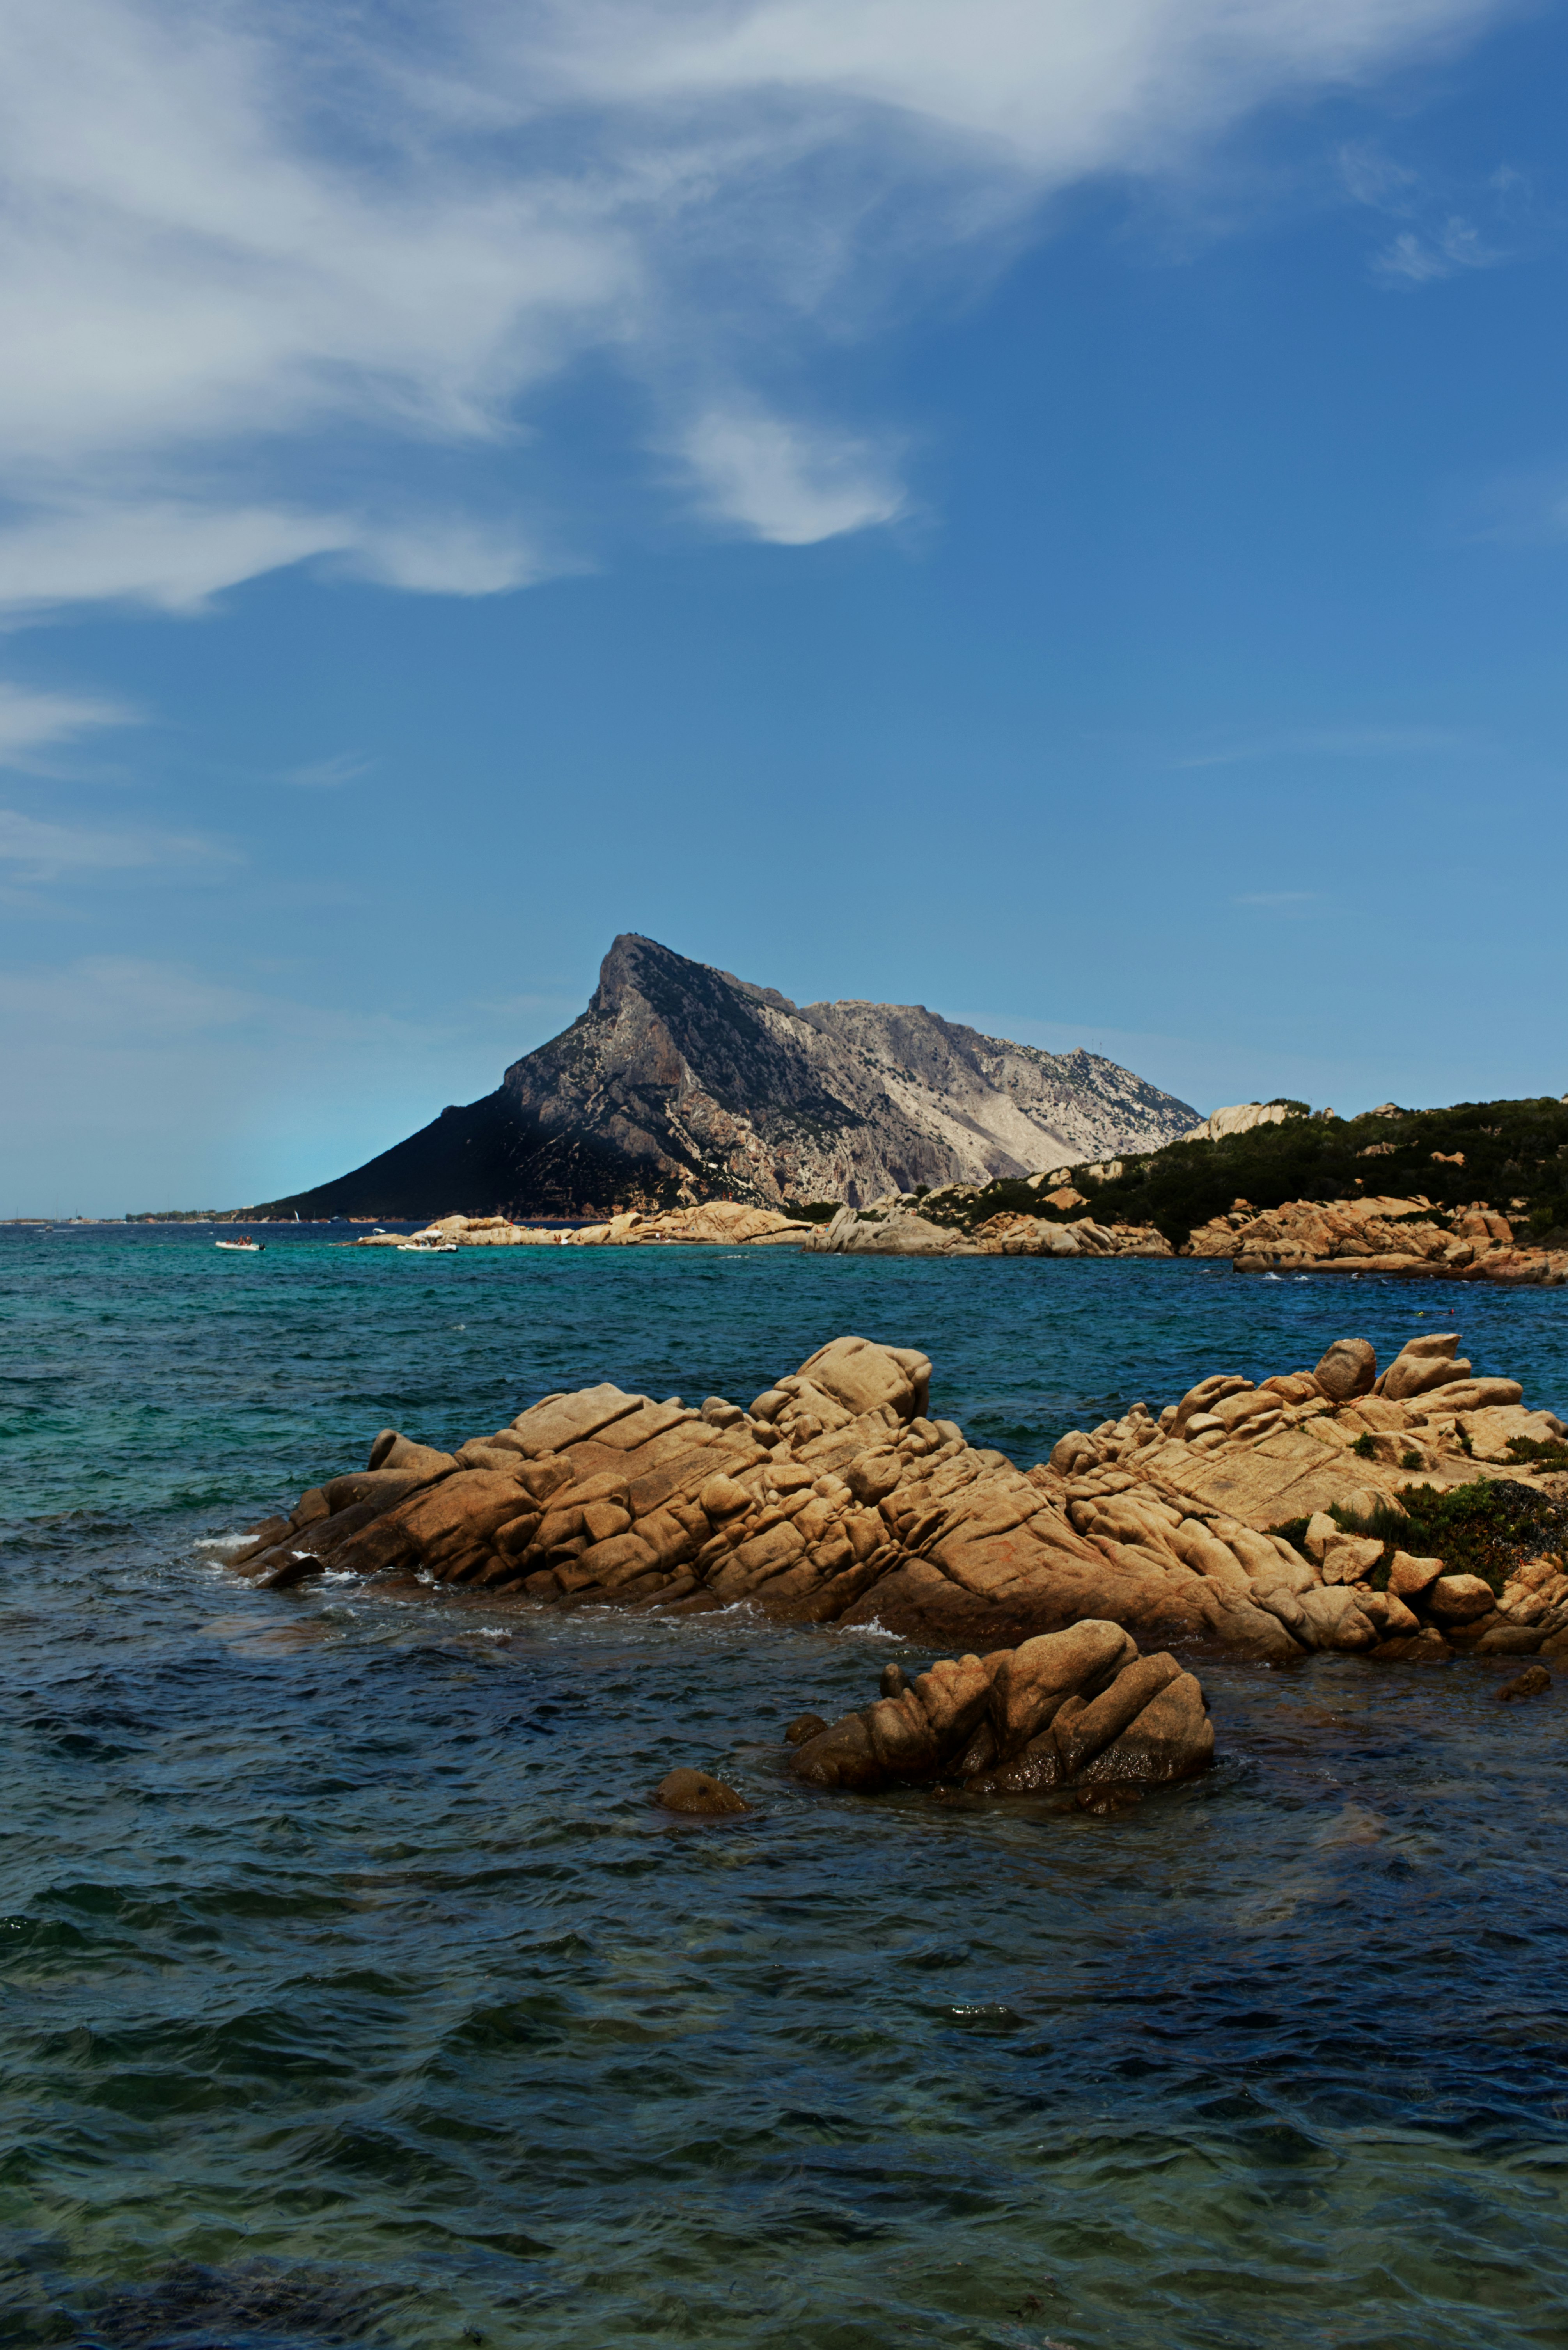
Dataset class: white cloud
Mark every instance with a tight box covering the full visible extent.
[1371,217,1497,282]
[0,0,1513,612]
[680,409,906,542]
[0,678,135,760]
[1340,139,1524,286]
[0,499,349,616]
[282,751,375,790]
[0,808,232,880]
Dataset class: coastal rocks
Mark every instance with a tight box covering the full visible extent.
[1313,1338,1376,1402]
[1498,1665,1551,1700]
[655,1768,748,1816]
[801,1203,1172,1259]
[1036,1328,1568,1656]
[355,1202,817,1250]
[1189,1191,1568,1288]
[788,1624,1213,1797]
[223,1324,1564,1670]
[804,1205,972,1256]
[1426,1573,1496,1624]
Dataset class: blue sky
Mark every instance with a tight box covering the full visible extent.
[4,0,1566,1214]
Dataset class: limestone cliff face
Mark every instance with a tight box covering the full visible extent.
[252,934,1198,1220]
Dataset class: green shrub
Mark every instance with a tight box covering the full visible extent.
[1266,1517,1313,1557]
[920,1092,1568,1248]
[1506,1434,1568,1472]
[1332,1480,1568,1597]
[785,1200,843,1225]
[1352,1432,1377,1460]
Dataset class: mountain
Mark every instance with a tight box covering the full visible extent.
[247,934,1200,1219]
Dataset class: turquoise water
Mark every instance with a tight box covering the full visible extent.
[5,1228,1568,2349]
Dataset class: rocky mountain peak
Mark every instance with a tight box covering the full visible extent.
[251,935,1199,1220]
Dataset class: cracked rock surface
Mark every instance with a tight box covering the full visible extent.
[228,1329,1567,1667]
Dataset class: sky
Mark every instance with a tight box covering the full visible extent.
[4,0,1567,1215]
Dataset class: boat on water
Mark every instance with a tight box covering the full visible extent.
[215,1239,264,1253]
[396,1239,458,1253]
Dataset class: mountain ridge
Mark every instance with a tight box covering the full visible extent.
[248,934,1200,1219]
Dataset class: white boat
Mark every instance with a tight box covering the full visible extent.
[396,1239,458,1253]
[215,1239,264,1252]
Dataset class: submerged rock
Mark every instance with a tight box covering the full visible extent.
[1497,1665,1551,1700]
[655,1768,748,1816]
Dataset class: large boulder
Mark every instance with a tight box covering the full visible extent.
[1313,1338,1376,1401]
[1427,1574,1495,1624]
[794,1336,931,1422]
[1378,1335,1470,1401]
[790,1624,1212,1797]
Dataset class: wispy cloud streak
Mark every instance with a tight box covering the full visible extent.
[0,0,1513,612]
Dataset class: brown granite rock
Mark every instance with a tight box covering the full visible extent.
[791,1626,1213,1799]
[1313,1338,1376,1401]
[1387,1550,1444,1597]
[655,1769,748,1815]
[1427,1573,1497,1623]
[234,1323,1559,1682]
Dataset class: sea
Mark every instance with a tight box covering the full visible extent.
[5,1225,1568,2350]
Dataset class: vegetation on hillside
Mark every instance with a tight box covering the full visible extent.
[912,1095,1568,1250]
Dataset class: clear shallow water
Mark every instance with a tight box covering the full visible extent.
[5,1229,1568,2350]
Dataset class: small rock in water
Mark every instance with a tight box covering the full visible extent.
[1498,1664,1551,1701]
[783,1712,829,1746]
[879,1663,908,1698]
[655,1768,748,1816]
[1075,1784,1143,1817]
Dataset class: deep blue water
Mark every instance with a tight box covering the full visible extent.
[5,1228,1568,2350]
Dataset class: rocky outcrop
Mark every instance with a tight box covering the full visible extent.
[223,1325,1566,1667]
[1043,1330,1568,1659]
[802,1202,1172,1258]
[248,934,1197,1222]
[1185,1193,1568,1287]
[353,1202,816,1249]
[1183,1100,1306,1143]
[789,1627,1212,1798]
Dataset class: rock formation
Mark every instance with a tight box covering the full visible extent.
[791,1184,1568,1285]
[1041,1330,1568,1660]
[1185,1193,1568,1287]
[789,1627,1213,1799]
[352,1202,817,1248]
[221,1328,1568,1665]
[1184,1100,1307,1143]
[247,934,1197,1222]
[801,1201,1174,1258]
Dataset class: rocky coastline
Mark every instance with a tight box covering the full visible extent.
[1187,1192,1568,1286]
[351,1202,818,1249]
[224,1328,1567,1674]
[800,1187,1568,1284]
[349,1187,1568,1287]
